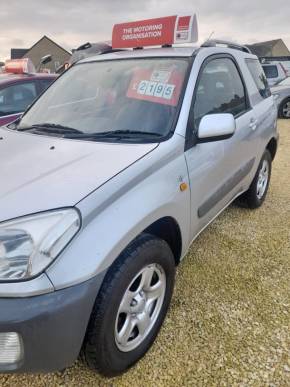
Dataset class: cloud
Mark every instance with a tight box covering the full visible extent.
[0,0,289,60]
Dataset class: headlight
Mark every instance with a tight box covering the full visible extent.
[0,209,80,281]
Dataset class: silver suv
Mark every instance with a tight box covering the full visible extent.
[0,40,278,376]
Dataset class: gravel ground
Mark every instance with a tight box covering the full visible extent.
[1,120,289,387]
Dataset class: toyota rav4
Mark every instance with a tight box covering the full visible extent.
[0,16,278,376]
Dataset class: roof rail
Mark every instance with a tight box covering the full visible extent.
[201,40,252,54]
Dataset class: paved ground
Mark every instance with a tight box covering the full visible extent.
[1,120,289,387]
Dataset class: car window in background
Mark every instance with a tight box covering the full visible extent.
[276,77,290,86]
[194,57,247,125]
[0,82,37,117]
[262,65,278,79]
[18,58,190,140]
[246,59,271,98]
[38,79,54,93]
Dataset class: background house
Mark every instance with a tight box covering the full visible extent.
[11,36,71,73]
[10,48,29,59]
[247,39,290,57]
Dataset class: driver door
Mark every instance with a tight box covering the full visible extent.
[185,55,258,240]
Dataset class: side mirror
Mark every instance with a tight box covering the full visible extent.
[198,113,236,142]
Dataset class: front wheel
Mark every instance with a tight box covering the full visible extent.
[81,233,175,376]
[237,150,272,209]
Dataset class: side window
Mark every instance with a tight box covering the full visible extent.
[193,57,247,126]
[262,65,278,79]
[0,82,37,116]
[247,59,271,99]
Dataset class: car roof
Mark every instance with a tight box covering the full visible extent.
[80,46,199,63]
[78,45,257,64]
[0,72,56,86]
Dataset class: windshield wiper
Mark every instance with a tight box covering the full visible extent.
[16,126,163,141]
[17,123,84,135]
[66,129,163,139]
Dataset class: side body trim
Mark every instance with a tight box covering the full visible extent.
[198,157,255,218]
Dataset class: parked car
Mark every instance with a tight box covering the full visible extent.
[70,42,115,63]
[271,77,290,118]
[56,42,117,73]
[0,59,56,126]
[262,62,287,86]
[0,18,278,377]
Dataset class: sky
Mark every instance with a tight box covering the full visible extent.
[0,0,289,61]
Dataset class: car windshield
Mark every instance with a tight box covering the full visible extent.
[276,77,290,86]
[18,58,190,142]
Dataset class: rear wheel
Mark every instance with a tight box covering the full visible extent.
[81,233,175,376]
[237,150,272,209]
[279,97,290,119]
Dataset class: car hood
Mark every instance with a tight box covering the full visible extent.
[0,128,157,222]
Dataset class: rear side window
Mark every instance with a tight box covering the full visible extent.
[262,65,278,79]
[247,59,271,99]
[193,57,247,125]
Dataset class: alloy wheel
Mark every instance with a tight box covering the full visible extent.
[115,263,166,352]
[257,159,269,199]
[282,101,290,118]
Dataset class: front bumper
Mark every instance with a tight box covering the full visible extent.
[0,273,105,373]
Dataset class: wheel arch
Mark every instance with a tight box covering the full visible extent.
[266,137,278,161]
[143,216,182,266]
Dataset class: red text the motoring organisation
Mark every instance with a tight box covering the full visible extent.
[112,15,198,49]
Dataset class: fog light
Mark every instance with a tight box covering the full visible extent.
[0,333,22,365]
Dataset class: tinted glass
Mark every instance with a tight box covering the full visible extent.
[194,57,247,125]
[246,59,271,99]
[19,58,189,141]
[262,65,278,79]
[0,82,37,117]
[38,79,54,93]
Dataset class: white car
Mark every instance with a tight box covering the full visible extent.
[262,62,287,86]
[271,77,290,118]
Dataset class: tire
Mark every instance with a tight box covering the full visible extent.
[237,150,272,209]
[278,97,290,119]
[81,233,175,377]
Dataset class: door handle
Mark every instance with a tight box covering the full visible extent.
[249,118,258,131]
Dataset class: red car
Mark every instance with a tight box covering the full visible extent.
[0,59,56,126]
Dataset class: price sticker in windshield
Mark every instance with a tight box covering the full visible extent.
[136,81,175,100]
[127,68,184,106]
